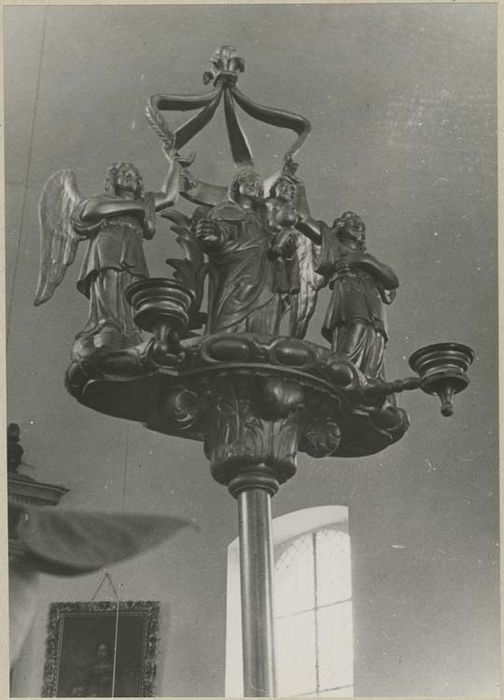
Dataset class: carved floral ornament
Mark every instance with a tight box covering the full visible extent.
[34,46,474,492]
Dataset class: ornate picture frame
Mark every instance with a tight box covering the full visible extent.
[41,600,160,697]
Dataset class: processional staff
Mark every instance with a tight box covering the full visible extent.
[34,45,474,697]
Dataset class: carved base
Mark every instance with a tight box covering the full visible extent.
[203,376,303,487]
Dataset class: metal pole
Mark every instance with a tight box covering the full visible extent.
[237,487,277,697]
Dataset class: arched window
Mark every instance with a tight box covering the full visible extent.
[226,506,353,697]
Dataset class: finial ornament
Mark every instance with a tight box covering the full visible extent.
[146,45,311,168]
[203,45,245,86]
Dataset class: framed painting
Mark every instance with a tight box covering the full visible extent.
[41,601,160,697]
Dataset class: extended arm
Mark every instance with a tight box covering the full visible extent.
[296,218,323,245]
[181,178,228,207]
[78,159,182,223]
[77,196,145,222]
[152,158,182,211]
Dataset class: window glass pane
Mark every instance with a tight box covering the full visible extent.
[318,686,354,697]
[277,611,317,696]
[275,533,315,617]
[316,529,352,605]
[317,601,354,691]
[271,520,353,697]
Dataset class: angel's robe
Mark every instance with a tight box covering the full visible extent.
[199,202,289,335]
[264,197,300,295]
[70,201,149,345]
[315,222,398,377]
[71,202,149,298]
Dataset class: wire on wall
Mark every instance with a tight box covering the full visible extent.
[121,424,130,515]
[7,6,48,342]
[90,572,121,698]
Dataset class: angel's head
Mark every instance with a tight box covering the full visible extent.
[333,211,366,251]
[104,162,144,198]
[271,176,297,203]
[229,169,264,203]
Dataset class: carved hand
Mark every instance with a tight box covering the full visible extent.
[271,231,296,260]
[180,168,197,192]
[380,288,397,304]
[194,218,223,251]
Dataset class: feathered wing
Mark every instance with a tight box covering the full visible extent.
[286,177,325,338]
[289,232,325,338]
[34,169,82,306]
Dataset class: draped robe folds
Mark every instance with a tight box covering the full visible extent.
[316,222,398,379]
[202,203,288,335]
[264,198,301,296]
[71,201,150,349]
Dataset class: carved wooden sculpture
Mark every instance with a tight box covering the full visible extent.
[35,158,182,357]
[33,46,475,697]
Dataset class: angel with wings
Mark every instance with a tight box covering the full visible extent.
[34,157,182,357]
[262,168,325,339]
[297,210,399,379]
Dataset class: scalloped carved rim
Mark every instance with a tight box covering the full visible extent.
[65,333,410,460]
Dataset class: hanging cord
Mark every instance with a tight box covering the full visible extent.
[87,426,129,695]
[121,424,130,515]
[7,6,49,342]
[89,572,120,698]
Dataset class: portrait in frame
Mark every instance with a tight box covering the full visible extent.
[41,600,160,697]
